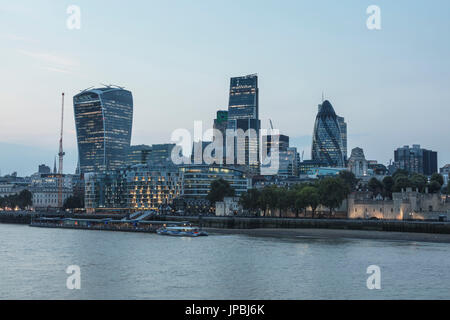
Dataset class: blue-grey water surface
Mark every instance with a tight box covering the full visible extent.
[0,224,449,299]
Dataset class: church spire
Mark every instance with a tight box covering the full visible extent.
[53,156,57,174]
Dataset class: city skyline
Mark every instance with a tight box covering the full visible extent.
[1,1,449,176]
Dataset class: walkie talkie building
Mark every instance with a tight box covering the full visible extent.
[311,100,345,168]
[73,87,133,174]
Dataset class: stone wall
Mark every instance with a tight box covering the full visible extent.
[348,190,450,220]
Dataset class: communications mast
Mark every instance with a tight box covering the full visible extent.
[57,93,65,208]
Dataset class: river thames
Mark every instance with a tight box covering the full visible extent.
[0,223,449,299]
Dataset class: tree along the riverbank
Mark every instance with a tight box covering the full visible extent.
[63,195,84,210]
[207,178,235,203]
[239,174,352,217]
[378,170,446,196]
[0,190,32,210]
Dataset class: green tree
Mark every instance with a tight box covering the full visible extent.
[318,177,350,216]
[260,185,278,217]
[18,190,33,209]
[392,169,409,180]
[410,174,428,193]
[63,195,84,210]
[428,181,442,194]
[430,173,444,187]
[382,176,394,198]
[393,175,412,192]
[239,188,261,215]
[286,187,302,218]
[338,171,358,192]
[207,179,235,203]
[299,186,320,218]
[276,187,290,218]
[368,178,383,195]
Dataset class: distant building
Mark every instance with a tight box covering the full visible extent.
[336,116,347,162]
[128,145,152,165]
[191,141,212,165]
[348,189,450,221]
[0,183,27,198]
[214,110,228,135]
[261,134,298,176]
[348,147,368,177]
[226,74,260,175]
[262,134,290,155]
[311,100,345,167]
[179,165,249,199]
[148,144,175,167]
[84,164,181,211]
[216,197,242,216]
[394,145,438,176]
[440,164,450,186]
[213,110,228,159]
[440,164,450,175]
[73,86,133,174]
[298,160,328,175]
[307,167,347,179]
[38,164,51,175]
[30,174,73,210]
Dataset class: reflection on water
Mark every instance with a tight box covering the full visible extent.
[0,224,449,300]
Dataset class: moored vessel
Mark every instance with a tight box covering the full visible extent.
[156,226,208,237]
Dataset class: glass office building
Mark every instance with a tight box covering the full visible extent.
[394,145,438,176]
[73,87,133,174]
[337,116,347,162]
[179,165,249,199]
[128,145,152,165]
[311,100,345,167]
[226,74,260,174]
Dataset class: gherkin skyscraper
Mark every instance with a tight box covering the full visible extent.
[311,100,345,167]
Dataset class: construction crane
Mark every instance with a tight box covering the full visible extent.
[57,93,65,209]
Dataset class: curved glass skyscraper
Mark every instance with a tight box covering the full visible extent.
[73,87,133,174]
[311,100,345,167]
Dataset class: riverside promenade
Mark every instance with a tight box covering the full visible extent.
[2,211,450,237]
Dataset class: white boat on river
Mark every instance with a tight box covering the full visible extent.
[156,226,208,237]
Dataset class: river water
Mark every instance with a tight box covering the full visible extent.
[0,224,449,299]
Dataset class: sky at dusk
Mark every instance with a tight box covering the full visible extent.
[0,0,449,176]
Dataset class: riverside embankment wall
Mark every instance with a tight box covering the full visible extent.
[152,216,450,234]
[2,212,450,234]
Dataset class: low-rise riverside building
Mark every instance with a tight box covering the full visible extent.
[30,174,73,210]
[348,189,450,220]
[216,197,242,216]
[84,164,181,212]
[179,165,250,199]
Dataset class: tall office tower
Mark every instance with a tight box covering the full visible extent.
[148,144,176,167]
[311,100,345,167]
[394,144,438,176]
[73,86,133,174]
[213,110,228,163]
[128,145,152,165]
[226,74,260,174]
[262,134,290,156]
[213,110,228,138]
[337,116,347,162]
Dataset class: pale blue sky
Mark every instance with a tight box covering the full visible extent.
[0,0,449,176]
